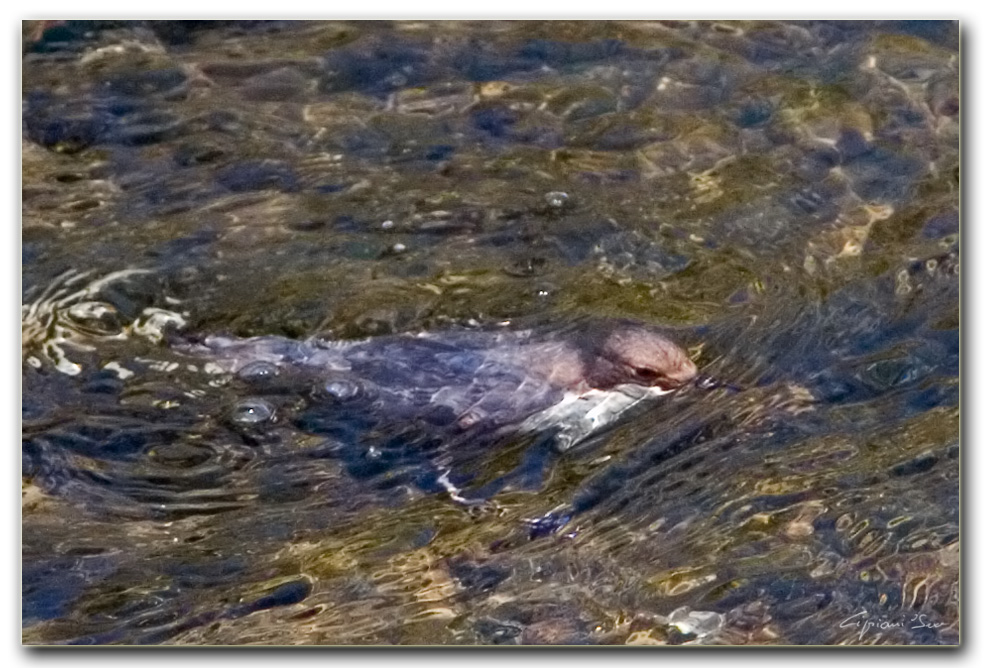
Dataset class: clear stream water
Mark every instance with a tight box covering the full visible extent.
[22,20,959,645]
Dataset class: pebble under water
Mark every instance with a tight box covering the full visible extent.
[22,20,959,645]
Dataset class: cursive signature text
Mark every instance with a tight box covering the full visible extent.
[838,610,946,641]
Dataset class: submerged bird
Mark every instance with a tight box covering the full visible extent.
[183,319,698,451]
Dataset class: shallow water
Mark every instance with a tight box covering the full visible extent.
[22,20,959,645]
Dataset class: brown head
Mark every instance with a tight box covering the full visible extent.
[581,321,698,391]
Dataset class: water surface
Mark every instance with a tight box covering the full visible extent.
[22,20,959,645]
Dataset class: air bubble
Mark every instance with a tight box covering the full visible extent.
[544,191,569,209]
[230,398,276,425]
[323,379,363,401]
[237,361,280,383]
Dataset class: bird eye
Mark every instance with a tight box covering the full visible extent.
[633,367,660,380]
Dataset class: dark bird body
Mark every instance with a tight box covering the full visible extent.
[184,320,698,448]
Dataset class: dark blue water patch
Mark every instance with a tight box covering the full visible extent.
[764,578,834,621]
[876,20,959,50]
[815,50,868,86]
[921,329,959,369]
[22,438,48,480]
[146,229,219,263]
[22,240,46,266]
[804,20,860,47]
[321,40,442,95]
[533,217,623,265]
[335,127,392,158]
[239,579,312,615]
[795,147,841,182]
[25,21,92,54]
[37,424,159,462]
[448,558,510,595]
[451,433,559,503]
[407,526,437,550]
[109,109,185,146]
[147,20,298,46]
[562,419,714,520]
[80,376,126,396]
[23,554,119,625]
[160,555,248,590]
[731,98,775,128]
[256,465,317,504]
[23,20,175,53]
[23,103,110,153]
[889,105,929,130]
[807,373,865,405]
[314,182,348,194]
[921,211,959,239]
[294,388,557,502]
[524,509,574,540]
[424,144,455,161]
[740,29,801,68]
[101,67,188,100]
[517,38,624,68]
[724,25,862,85]
[25,369,200,465]
[215,160,300,193]
[906,383,958,413]
[384,139,464,166]
[783,184,843,223]
[471,105,519,138]
[330,214,365,233]
[294,408,379,453]
[25,20,175,58]
[143,20,223,45]
[22,393,55,426]
[890,451,939,477]
[844,147,926,202]
[198,110,245,134]
[841,311,941,362]
[24,92,187,152]
[506,125,564,150]
[102,98,145,117]
[836,128,871,161]
[575,123,661,152]
[237,66,314,103]
[173,141,227,167]
[452,41,541,82]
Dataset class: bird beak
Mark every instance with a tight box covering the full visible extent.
[661,358,699,389]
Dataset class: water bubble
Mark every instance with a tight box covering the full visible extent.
[323,379,363,401]
[544,191,570,209]
[230,398,276,425]
[668,607,724,638]
[237,361,280,383]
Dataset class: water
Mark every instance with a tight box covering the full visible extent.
[22,20,959,645]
